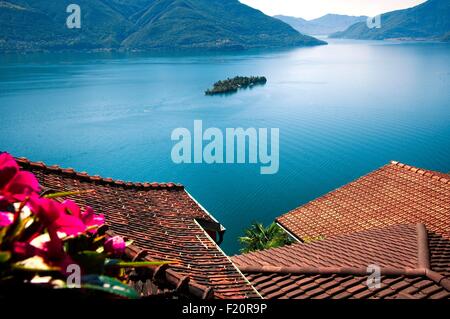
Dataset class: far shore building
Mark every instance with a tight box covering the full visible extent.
[234,161,450,299]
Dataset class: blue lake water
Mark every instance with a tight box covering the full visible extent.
[1,39,449,254]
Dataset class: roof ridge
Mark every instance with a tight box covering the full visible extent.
[390,160,450,184]
[233,224,434,275]
[416,223,431,269]
[238,265,427,276]
[15,156,184,191]
[236,223,450,293]
[234,223,420,261]
[238,265,450,292]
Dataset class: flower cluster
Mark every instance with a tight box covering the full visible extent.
[0,153,151,298]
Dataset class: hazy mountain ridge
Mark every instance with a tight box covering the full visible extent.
[274,14,367,35]
[0,0,325,52]
[330,0,450,41]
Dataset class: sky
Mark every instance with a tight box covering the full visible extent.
[239,0,427,20]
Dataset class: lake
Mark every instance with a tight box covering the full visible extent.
[1,39,449,254]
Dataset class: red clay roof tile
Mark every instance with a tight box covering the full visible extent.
[16,157,259,299]
[232,224,450,299]
[276,161,450,241]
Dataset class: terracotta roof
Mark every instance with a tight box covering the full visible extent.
[16,157,260,299]
[232,224,450,299]
[277,161,450,241]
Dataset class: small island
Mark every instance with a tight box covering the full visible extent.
[205,76,267,95]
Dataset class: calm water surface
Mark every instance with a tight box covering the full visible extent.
[1,39,449,253]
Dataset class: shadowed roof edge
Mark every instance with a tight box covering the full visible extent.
[14,156,185,190]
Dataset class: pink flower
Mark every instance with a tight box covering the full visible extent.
[104,236,126,257]
[13,241,75,274]
[4,171,40,201]
[62,200,104,233]
[30,198,105,237]
[0,153,19,189]
[81,206,105,232]
[0,153,111,278]
[0,211,13,227]
[61,200,81,218]
[13,241,43,259]
[30,197,86,236]
[15,223,66,261]
[0,154,104,235]
[0,153,40,204]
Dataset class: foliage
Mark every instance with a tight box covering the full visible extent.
[301,235,325,244]
[239,222,292,253]
[0,0,325,52]
[205,76,267,95]
[330,0,450,41]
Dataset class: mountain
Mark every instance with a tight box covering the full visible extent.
[274,14,367,36]
[330,0,450,41]
[273,15,309,33]
[0,0,325,52]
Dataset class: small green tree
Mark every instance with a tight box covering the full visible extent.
[239,222,292,253]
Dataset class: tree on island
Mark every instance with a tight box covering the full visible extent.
[205,76,267,95]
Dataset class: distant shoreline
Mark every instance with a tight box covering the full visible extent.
[0,42,328,55]
[328,36,449,43]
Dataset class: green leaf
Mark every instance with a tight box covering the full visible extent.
[64,234,93,255]
[12,256,60,272]
[239,222,292,253]
[96,225,109,236]
[0,251,11,263]
[2,204,36,245]
[125,239,134,247]
[73,251,106,274]
[80,275,139,299]
[43,189,95,199]
[30,275,66,287]
[105,259,176,268]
